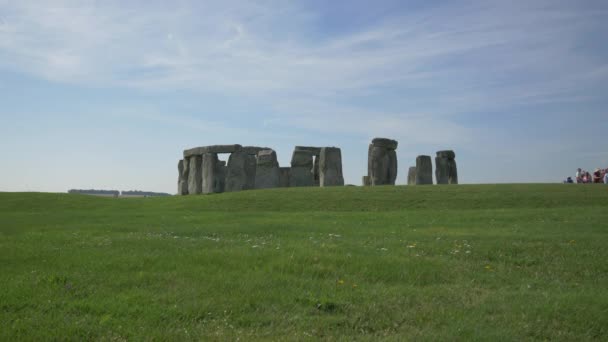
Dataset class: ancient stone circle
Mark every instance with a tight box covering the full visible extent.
[177,138,458,194]
[177,145,344,195]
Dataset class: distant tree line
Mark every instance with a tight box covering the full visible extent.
[68,189,171,197]
[68,189,120,196]
[121,190,171,197]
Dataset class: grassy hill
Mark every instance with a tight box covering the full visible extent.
[1,185,607,340]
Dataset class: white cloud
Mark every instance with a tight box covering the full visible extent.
[0,0,606,147]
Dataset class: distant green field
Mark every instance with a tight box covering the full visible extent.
[1,185,607,340]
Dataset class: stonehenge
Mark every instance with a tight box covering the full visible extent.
[435,150,458,184]
[290,150,314,187]
[295,146,323,186]
[177,141,459,194]
[255,149,280,189]
[187,154,202,194]
[319,147,344,186]
[178,144,344,195]
[279,167,291,188]
[183,145,242,158]
[366,138,398,186]
[362,176,371,186]
[225,151,247,192]
[201,152,218,194]
[415,155,433,185]
[177,159,189,195]
[407,167,416,185]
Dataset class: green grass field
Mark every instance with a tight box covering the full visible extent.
[1,184,607,340]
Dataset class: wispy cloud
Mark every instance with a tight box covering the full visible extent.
[0,0,606,145]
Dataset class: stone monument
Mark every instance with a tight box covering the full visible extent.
[435,150,458,184]
[255,149,280,189]
[177,159,189,195]
[290,150,314,187]
[187,155,203,194]
[415,155,433,185]
[407,166,416,185]
[319,147,344,186]
[367,138,398,186]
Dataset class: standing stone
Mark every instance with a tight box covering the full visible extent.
[290,150,314,187]
[244,154,257,190]
[407,167,416,185]
[279,167,291,188]
[415,155,433,185]
[187,155,203,194]
[387,150,398,185]
[362,176,371,186]
[368,138,398,186]
[367,144,373,181]
[370,146,389,186]
[435,150,458,184]
[214,160,226,193]
[313,156,320,186]
[202,153,218,194]
[225,151,247,192]
[255,149,280,189]
[178,159,189,195]
[448,158,458,184]
[319,147,344,187]
[435,154,449,184]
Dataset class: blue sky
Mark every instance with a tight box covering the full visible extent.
[1,0,607,193]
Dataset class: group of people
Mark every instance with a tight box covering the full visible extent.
[564,168,608,184]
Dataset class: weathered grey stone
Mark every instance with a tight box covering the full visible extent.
[178,159,189,195]
[313,156,320,186]
[435,150,458,185]
[367,144,373,181]
[370,146,389,186]
[244,154,257,190]
[447,159,458,184]
[435,150,458,184]
[255,149,280,189]
[202,153,218,194]
[294,146,321,155]
[279,167,291,188]
[407,167,416,185]
[435,155,449,184]
[320,147,344,187]
[367,138,399,186]
[362,176,371,186]
[225,151,247,192]
[214,160,226,193]
[387,149,398,185]
[416,155,433,185]
[187,155,202,194]
[436,150,456,159]
[183,144,242,158]
[372,138,398,150]
[289,150,314,187]
[291,150,313,167]
[242,146,271,155]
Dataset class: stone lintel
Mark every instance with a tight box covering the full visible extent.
[294,146,322,155]
[371,138,398,150]
[183,144,243,157]
[242,146,272,155]
[436,150,456,159]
